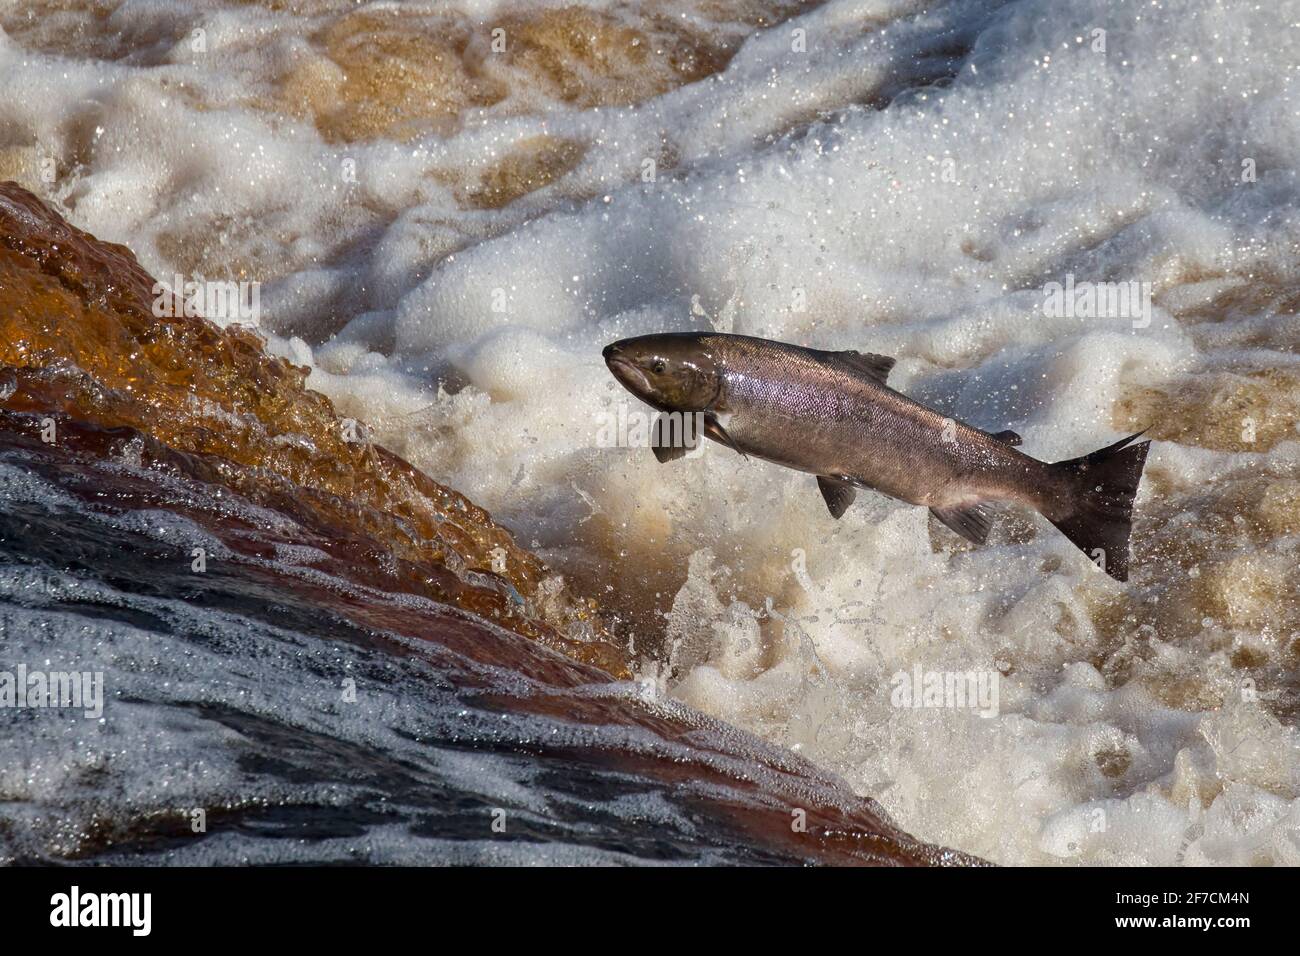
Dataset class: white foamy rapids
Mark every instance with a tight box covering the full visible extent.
[3,0,1299,863]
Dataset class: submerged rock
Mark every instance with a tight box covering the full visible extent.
[0,180,622,673]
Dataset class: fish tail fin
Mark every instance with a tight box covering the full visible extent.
[1047,431,1151,581]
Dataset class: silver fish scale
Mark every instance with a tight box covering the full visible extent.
[706,335,1058,512]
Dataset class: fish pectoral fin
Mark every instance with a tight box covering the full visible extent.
[992,429,1023,446]
[930,503,994,544]
[704,415,747,459]
[828,350,896,386]
[817,476,856,519]
[651,443,688,463]
[650,414,699,463]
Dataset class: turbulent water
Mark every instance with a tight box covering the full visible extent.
[0,183,959,866]
[1,0,1299,865]
[0,425,957,866]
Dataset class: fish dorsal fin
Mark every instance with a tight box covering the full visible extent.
[992,429,1022,446]
[817,476,856,519]
[828,350,896,386]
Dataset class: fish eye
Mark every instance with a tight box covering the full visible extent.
[652,360,666,374]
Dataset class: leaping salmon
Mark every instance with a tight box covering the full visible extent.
[603,332,1150,581]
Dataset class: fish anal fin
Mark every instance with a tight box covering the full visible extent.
[992,429,1023,446]
[930,502,993,545]
[817,476,856,519]
[829,350,896,386]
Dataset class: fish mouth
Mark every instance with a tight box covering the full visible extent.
[603,346,652,397]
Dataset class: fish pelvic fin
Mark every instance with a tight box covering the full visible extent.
[1048,431,1151,582]
[817,476,856,519]
[931,502,994,544]
[991,429,1022,446]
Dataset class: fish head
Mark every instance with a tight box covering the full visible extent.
[603,334,721,412]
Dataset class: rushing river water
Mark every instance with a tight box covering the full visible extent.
[0,180,964,865]
[2,0,1299,865]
